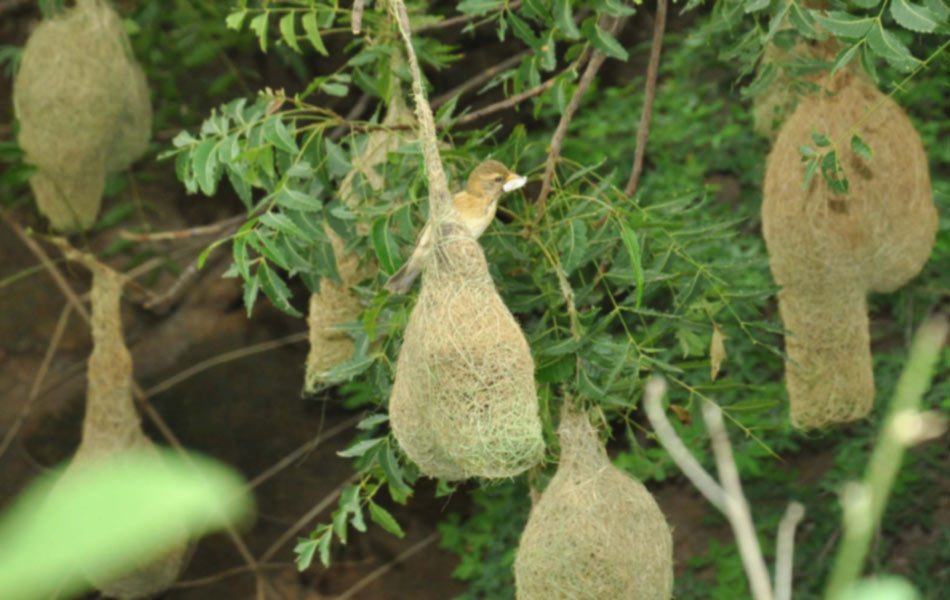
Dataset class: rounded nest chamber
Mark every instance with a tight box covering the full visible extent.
[389,224,544,480]
[514,407,673,600]
[762,70,937,428]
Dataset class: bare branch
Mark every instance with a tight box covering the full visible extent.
[412,1,522,33]
[0,304,72,461]
[431,50,531,109]
[702,401,774,600]
[336,532,439,600]
[259,473,360,563]
[774,502,805,600]
[352,0,365,34]
[624,0,668,198]
[536,17,626,217]
[642,376,727,513]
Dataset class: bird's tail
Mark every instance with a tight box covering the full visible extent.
[384,262,421,294]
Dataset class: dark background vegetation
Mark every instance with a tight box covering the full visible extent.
[0,0,948,598]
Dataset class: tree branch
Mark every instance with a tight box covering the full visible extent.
[411,0,522,33]
[336,532,439,600]
[774,502,804,600]
[431,50,531,109]
[624,0,667,198]
[535,17,626,218]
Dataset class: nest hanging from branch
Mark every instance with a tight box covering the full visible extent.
[50,261,185,599]
[304,86,416,392]
[13,0,151,232]
[762,70,937,428]
[514,407,673,599]
[388,225,544,480]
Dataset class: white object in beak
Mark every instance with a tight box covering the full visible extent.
[503,176,527,192]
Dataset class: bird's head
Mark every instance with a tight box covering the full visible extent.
[465,159,527,202]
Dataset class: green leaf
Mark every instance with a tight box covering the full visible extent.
[0,449,251,600]
[891,0,940,32]
[560,219,588,274]
[337,437,384,458]
[745,0,770,12]
[279,13,301,52]
[787,1,819,38]
[371,216,399,274]
[357,414,389,430]
[456,0,503,16]
[554,0,581,39]
[798,144,818,159]
[249,12,269,53]
[225,9,247,31]
[866,24,919,72]
[379,441,413,501]
[301,11,329,56]
[243,269,260,317]
[831,43,861,74]
[508,12,541,49]
[192,138,221,196]
[276,188,322,212]
[260,212,310,240]
[619,221,644,308]
[539,33,556,71]
[593,0,636,17]
[924,0,950,22]
[810,11,874,39]
[323,354,375,382]
[320,82,349,97]
[317,528,332,566]
[583,20,628,61]
[257,262,303,317]
[851,134,873,161]
[263,116,299,155]
[802,157,818,189]
[740,61,777,98]
[368,502,405,537]
[811,130,831,147]
[294,538,317,570]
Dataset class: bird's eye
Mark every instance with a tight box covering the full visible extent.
[494,176,504,183]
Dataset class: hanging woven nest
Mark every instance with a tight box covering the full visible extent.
[49,263,185,598]
[304,93,415,392]
[762,70,937,428]
[514,407,673,600]
[13,0,151,232]
[388,224,544,480]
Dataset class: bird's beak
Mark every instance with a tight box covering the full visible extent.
[502,172,527,192]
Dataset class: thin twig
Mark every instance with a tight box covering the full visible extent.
[642,377,727,513]
[335,532,439,600]
[774,502,805,600]
[412,0,522,33]
[391,0,451,218]
[172,563,290,590]
[244,414,364,493]
[0,304,72,461]
[452,77,559,126]
[352,0,365,34]
[120,215,245,242]
[623,0,667,198]
[703,401,774,600]
[431,50,531,109]
[259,473,360,563]
[535,16,625,219]
[145,331,309,398]
[330,93,373,142]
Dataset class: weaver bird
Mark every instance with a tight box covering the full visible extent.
[384,159,526,294]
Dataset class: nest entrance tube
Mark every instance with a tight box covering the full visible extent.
[514,407,673,599]
[388,225,544,480]
[50,263,186,599]
[762,71,937,428]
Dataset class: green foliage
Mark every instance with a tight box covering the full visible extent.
[0,449,252,600]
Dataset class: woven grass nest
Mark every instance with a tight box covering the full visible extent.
[388,224,544,480]
[514,408,673,600]
[50,264,185,598]
[762,70,937,428]
[304,94,414,392]
[13,0,151,232]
